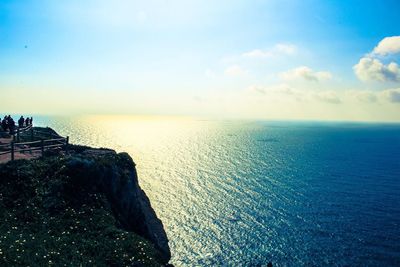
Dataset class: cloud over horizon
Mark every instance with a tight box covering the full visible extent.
[280,66,332,82]
[353,57,400,82]
[381,88,400,103]
[246,84,341,104]
[314,91,341,104]
[246,82,400,106]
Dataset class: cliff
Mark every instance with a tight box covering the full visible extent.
[0,131,171,266]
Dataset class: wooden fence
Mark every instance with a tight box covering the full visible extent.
[0,126,69,161]
[13,124,33,142]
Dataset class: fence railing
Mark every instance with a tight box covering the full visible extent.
[13,124,33,142]
[0,126,69,161]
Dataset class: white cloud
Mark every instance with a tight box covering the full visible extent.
[373,36,400,56]
[224,65,247,76]
[346,89,400,104]
[353,57,400,82]
[247,84,342,104]
[314,91,341,104]
[354,36,400,83]
[380,88,400,103]
[348,90,378,103]
[280,66,332,82]
[247,84,293,95]
[246,83,400,108]
[242,43,297,58]
[247,85,268,94]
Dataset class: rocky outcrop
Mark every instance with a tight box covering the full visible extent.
[75,148,171,262]
[0,127,171,266]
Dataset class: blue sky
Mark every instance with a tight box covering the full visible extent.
[1,0,400,121]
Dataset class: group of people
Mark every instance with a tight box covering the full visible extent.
[0,115,33,134]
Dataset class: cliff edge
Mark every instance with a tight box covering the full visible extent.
[0,130,171,266]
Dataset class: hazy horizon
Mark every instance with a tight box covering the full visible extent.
[4,113,400,125]
[1,0,400,121]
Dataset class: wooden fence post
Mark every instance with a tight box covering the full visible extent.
[11,142,15,161]
[30,128,34,141]
[17,128,20,143]
[41,139,44,156]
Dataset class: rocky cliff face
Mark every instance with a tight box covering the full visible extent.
[72,148,171,262]
[0,135,171,266]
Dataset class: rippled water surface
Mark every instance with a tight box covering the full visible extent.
[35,116,400,266]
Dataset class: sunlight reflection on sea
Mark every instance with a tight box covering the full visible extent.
[35,116,400,266]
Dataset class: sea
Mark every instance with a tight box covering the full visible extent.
[34,115,400,266]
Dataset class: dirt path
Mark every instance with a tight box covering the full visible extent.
[0,133,42,163]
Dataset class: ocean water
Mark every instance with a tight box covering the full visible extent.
[35,116,400,266]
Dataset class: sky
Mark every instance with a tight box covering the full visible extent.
[1,0,400,121]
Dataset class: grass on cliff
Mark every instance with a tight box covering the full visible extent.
[0,154,163,266]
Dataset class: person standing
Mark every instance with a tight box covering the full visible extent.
[1,116,7,131]
[8,117,15,134]
[18,116,24,128]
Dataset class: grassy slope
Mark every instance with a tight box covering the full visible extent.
[0,154,164,266]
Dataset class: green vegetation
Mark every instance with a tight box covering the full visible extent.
[0,153,165,266]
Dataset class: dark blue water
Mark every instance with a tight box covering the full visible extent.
[35,117,400,266]
[245,122,400,266]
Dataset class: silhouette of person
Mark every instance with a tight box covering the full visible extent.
[18,116,24,128]
[1,116,7,131]
[8,117,15,134]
